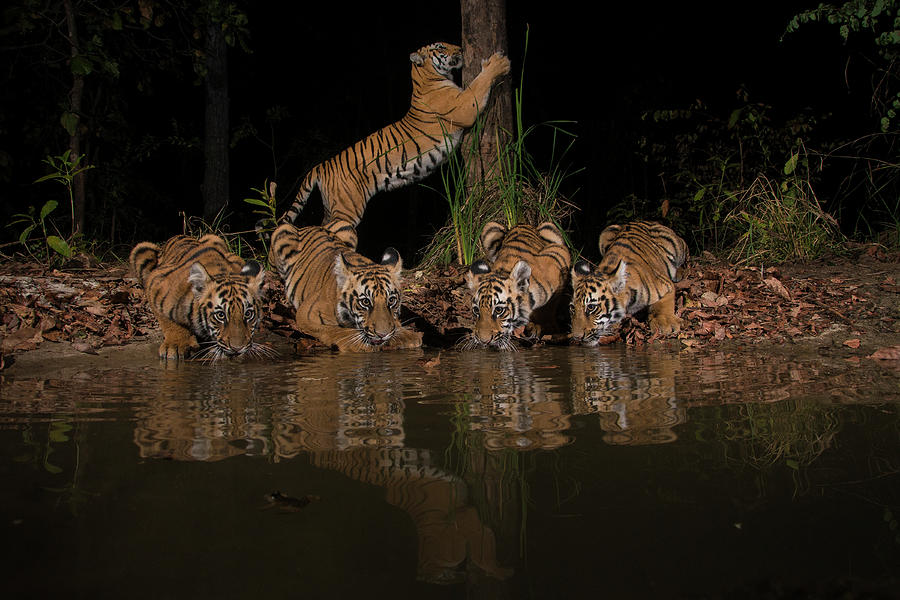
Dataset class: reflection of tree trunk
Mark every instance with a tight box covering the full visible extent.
[63,0,85,235]
[203,18,229,223]
[460,0,512,185]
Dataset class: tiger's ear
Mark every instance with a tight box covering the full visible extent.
[511,260,531,292]
[333,253,354,289]
[465,259,491,290]
[381,247,403,276]
[610,260,628,294]
[409,51,425,66]
[188,262,210,295]
[572,260,592,282]
[241,260,265,291]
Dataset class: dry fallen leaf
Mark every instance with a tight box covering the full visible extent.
[763,277,792,301]
[842,338,861,349]
[72,341,98,354]
[868,345,900,361]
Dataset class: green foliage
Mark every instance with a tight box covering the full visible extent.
[9,150,97,263]
[626,91,823,254]
[724,158,845,264]
[785,0,900,131]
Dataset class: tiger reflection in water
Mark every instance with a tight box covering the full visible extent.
[130,359,511,583]
[568,347,686,445]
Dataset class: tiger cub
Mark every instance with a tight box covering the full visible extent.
[464,221,572,350]
[129,234,266,361]
[280,42,510,228]
[570,221,688,345]
[269,220,422,352]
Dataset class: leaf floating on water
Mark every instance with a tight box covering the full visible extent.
[261,490,320,513]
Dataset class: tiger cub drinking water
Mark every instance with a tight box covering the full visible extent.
[463,221,572,350]
[280,42,511,228]
[129,234,267,361]
[570,221,688,345]
[268,220,422,352]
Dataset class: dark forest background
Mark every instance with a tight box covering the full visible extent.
[1,1,897,265]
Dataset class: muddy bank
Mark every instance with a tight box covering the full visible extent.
[1,246,899,378]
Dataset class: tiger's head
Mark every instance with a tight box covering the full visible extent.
[333,248,405,348]
[569,259,630,346]
[188,261,266,359]
[409,42,463,79]
[463,259,533,350]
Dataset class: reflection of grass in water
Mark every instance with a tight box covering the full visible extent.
[14,418,97,515]
[442,399,533,558]
[720,399,841,497]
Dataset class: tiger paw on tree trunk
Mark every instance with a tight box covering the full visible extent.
[129,234,267,361]
[269,221,423,352]
[463,221,572,350]
[279,42,511,228]
[570,221,689,346]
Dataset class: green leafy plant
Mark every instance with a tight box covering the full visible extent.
[10,150,95,262]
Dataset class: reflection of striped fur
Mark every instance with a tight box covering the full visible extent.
[281,42,510,228]
[313,448,511,583]
[569,350,686,445]
[571,221,688,345]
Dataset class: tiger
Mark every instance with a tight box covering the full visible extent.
[129,234,267,361]
[463,221,572,350]
[279,42,511,228]
[268,220,423,352]
[570,221,689,346]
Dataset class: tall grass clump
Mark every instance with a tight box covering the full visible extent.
[725,149,844,264]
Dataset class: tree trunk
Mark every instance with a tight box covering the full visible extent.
[63,0,86,235]
[202,18,230,223]
[460,0,512,183]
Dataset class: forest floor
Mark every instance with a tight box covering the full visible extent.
[1,243,899,375]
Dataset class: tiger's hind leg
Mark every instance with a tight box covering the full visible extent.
[157,314,200,360]
[647,290,682,335]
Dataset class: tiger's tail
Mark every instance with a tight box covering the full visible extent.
[280,168,319,225]
[129,242,160,288]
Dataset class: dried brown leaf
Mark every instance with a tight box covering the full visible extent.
[868,345,900,361]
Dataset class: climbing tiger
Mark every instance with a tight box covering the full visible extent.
[463,221,572,350]
[570,221,689,345]
[280,42,511,227]
[129,234,268,361]
[268,220,423,352]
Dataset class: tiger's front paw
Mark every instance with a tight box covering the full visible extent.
[481,52,511,79]
[159,336,199,361]
[649,313,682,335]
[388,328,423,350]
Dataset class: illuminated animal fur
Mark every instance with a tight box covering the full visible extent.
[463,221,572,350]
[129,234,267,361]
[570,221,688,345]
[280,42,511,227]
[269,220,422,352]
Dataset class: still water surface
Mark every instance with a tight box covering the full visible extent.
[1,345,898,598]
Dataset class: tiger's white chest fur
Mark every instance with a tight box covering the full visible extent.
[376,130,463,193]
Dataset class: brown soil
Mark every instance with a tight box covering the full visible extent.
[1,244,899,376]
